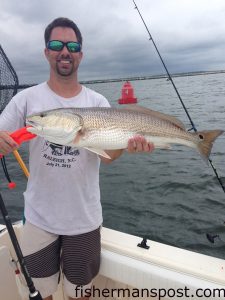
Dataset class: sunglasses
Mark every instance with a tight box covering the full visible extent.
[47,40,81,53]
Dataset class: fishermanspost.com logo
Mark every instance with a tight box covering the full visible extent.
[74,285,225,299]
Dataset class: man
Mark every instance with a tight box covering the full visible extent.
[0,18,154,300]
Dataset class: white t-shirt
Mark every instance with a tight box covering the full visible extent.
[0,82,110,235]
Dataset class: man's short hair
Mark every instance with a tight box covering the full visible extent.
[44,17,82,46]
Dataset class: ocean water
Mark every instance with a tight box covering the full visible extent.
[0,73,225,259]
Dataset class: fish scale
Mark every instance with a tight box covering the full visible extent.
[77,108,194,145]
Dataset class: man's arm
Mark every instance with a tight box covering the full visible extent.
[100,136,155,164]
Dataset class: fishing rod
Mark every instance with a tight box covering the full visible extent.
[0,191,43,299]
[133,0,225,195]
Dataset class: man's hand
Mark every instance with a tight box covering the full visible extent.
[0,131,18,155]
[127,135,154,153]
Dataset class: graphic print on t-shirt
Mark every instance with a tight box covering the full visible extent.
[42,141,80,169]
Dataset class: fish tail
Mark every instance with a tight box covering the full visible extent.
[196,130,224,163]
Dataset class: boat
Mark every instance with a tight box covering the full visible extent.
[0,221,224,299]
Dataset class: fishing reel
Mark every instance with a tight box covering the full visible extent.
[206,226,225,244]
[206,234,223,244]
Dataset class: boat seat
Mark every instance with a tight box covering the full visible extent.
[0,245,21,300]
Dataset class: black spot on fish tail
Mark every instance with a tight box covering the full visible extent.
[196,130,224,163]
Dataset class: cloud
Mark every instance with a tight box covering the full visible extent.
[1,0,225,83]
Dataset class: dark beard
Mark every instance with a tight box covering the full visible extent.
[56,64,74,77]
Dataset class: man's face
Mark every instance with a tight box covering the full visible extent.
[45,26,83,77]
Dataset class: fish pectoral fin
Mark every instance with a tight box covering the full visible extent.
[84,147,111,159]
[73,128,86,144]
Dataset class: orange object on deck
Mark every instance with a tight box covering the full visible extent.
[118,81,137,104]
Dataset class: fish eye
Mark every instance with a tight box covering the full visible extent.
[199,134,204,140]
[40,113,45,118]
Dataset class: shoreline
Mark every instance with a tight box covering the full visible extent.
[1,69,225,90]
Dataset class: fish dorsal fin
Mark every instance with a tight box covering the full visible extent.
[121,105,186,130]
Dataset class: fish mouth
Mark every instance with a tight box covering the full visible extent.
[26,119,36,126]
[26,120,43,132]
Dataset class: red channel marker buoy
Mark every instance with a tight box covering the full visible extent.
[118,81,137,104]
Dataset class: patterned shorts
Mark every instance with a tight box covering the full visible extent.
[20,221,101,298]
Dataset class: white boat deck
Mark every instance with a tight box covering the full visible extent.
[0,223,224,300]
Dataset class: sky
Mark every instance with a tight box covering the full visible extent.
[1,0,225,84]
